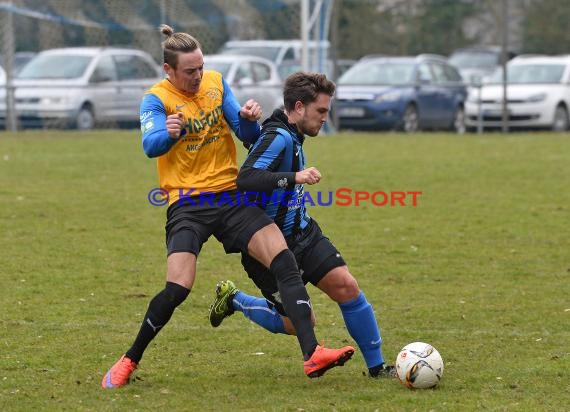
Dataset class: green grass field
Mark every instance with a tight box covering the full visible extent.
[1,130,568,411]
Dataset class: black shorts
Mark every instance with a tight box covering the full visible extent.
[165,190,274,256]
[241,218,346,316]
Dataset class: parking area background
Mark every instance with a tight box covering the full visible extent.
[1,0,563,71]
[1,0,568,132]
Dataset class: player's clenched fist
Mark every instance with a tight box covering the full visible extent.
[166,112,185,139]
[295,166,321,185]
[240,99,262,122]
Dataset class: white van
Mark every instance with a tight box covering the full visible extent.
[218,39,330,68]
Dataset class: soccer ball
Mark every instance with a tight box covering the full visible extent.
[396,342,444,389]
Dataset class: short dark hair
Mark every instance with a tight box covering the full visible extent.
[159,24,201,69]
[283,72,336,112]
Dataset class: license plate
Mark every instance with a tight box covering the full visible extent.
[338,107,365,117]
[483,109,508,117]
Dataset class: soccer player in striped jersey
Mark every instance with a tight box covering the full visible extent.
[209,72,395,379]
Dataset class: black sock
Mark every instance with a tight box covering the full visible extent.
[270,249,318,360]
[125,282,190,363]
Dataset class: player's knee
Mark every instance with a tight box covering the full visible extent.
[269,249,299,283]
[248,224,288,267]
[164,281,191,307]
[319,269,360,303]
[343,274,360,299]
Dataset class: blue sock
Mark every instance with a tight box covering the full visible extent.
[339,291,384,369]
[232,291,286,334]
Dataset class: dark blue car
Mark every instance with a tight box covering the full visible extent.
[335,54,467,133]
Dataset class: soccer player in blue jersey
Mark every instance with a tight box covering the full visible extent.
[209,72,395,379]
[101,26,354,388]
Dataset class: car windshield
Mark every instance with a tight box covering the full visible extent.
[18,54,92,79]
[205,61,231,78]
[488,64,565,84]
[449,51,499,69]
[278,62,301,79]
[219,46,280,62]
[338,61,415,85]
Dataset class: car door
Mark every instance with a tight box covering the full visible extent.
[429,61,465,128]
[88,54,120,122]
[414,63,439,127]
[231,60,281,119]
[442,63,467,127]
[230,61,255,106]
[251,61,282,114]
[428,61,453,126]
[113,53,160,121]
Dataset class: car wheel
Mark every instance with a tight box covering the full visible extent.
[453,106,466,134]
[402,104,419,133]
[552,105,569,132]
[75,105,95,130]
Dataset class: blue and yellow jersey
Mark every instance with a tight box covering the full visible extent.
[140,71,260,205]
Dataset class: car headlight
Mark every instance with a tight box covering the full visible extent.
[525,93,546,103]
[375,91,401,103]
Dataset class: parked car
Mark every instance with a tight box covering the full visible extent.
[277,58,356,81]
[334,54,467,132]
[465,55,570,131]
[0,47,163,130]
[218,39,329,66]
[204,54,283,120]
[448,46,517,84]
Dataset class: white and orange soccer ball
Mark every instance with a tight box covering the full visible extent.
[396,341,444,389]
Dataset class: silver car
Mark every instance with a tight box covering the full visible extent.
[218,39,330,67]
[204,54,283,120]
[0,47,163,130]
